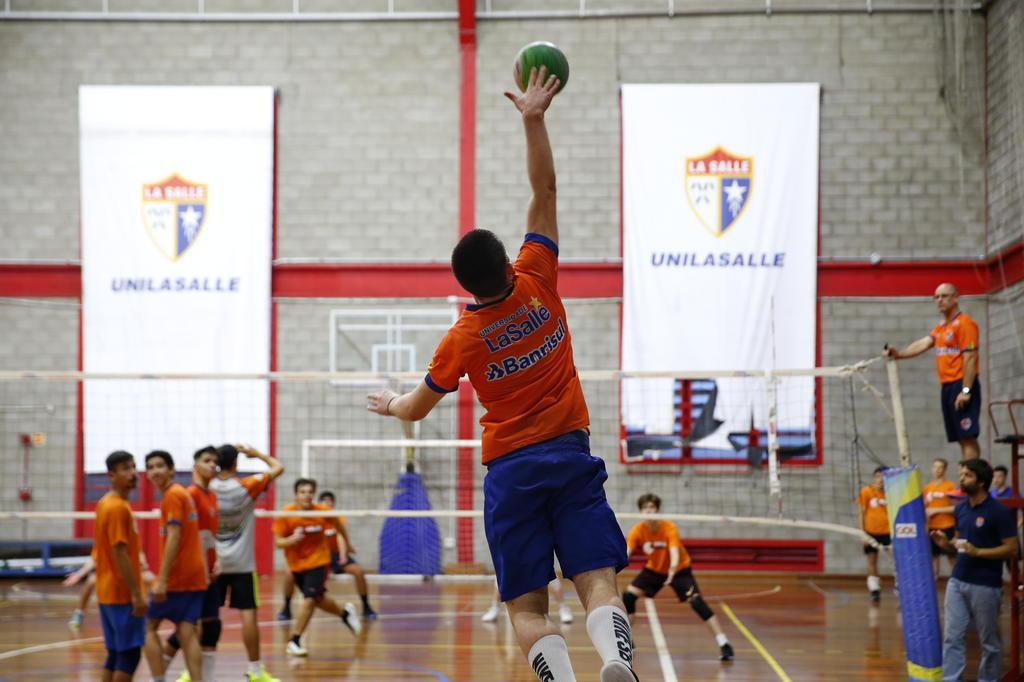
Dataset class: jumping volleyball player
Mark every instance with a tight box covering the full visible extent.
[367,65,637,682]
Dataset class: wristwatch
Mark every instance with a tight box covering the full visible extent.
[961,386,971,395]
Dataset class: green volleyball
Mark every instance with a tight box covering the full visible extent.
[514,41,569,94]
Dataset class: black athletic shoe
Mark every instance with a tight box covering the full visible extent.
[276,608,291,622]
[719,642,734,661]
[363,606,378,621]
[870,590,881,603]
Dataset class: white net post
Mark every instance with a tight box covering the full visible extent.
[886,358,913,466]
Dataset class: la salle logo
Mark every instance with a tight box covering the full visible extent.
[141,174,207,260]
[685,147,753,237]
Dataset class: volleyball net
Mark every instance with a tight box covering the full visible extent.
[0,358,906,576]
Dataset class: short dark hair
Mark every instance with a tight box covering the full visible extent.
[933,458,948,470]
[873,466,887,476]
[294,478,317,494]
[961,458,994,490]
[451,229,510,298]
[106,450,134,472]
[637,493,662,510]
[318,491,336,503]
[194,445,218,461]
[217,444,239,472]
[994,465,1008,476]
[145,450,174,469]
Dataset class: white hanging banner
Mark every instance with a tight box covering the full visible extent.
[621,83,819,462]
[80,86,274,473]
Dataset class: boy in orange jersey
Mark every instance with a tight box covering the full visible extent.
[273,478,360,657]
[858,466,891,602]
[278,490,377,622]
[94,450,147,681]
[143,451,208,682]
[924,457,959,578]
[162,446,223,682]
[623,494,733,662]
[885,283,982,460]
[367,66,636,682]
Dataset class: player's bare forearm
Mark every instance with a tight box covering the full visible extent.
[974,539,1017,560]
[240,444,284,480]
[159,526,181,583]
[887,336,933,360]
[112,544,142,601]
[962,351,978,387]
[522,114,558,243]
[367,383,444,422]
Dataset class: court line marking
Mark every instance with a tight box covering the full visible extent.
[643,598,679,682]
[806,581,851,610]
[720,602,792,682]
[0,635,103,661]
[705,585,782,602]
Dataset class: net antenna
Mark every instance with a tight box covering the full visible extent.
[766,296,781,506]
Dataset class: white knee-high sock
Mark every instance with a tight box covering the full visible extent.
[202,651,216,680]
[585,605,634,668]
[527,635,576,681]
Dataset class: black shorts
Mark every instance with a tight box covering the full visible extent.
[216,572,260,610]
[630,568,700,602]
[292,565,329,600]
[200,581,220,619]
[330,553,357,574]
[930,527,955,557]
[864,533,892,555]
[940,378,981,443]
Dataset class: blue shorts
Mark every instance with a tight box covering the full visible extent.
[99,603,145,651]
[148,590,204,624]
[941,378,981,442]
[484,430,628,602]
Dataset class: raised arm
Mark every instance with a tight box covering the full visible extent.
[238,444,284,482]
[884,335,935,360]
[505,66,561,244]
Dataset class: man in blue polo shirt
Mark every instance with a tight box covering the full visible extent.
[931,458,1017,682]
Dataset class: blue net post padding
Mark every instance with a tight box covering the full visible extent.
[379,472,442,575]
[883,465,943,681]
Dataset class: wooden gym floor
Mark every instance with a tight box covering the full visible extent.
[0,573,1014,681]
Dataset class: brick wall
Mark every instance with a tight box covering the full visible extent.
[0,4,1018,575]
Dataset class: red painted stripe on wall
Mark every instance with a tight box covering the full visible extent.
[4,243,1019,300]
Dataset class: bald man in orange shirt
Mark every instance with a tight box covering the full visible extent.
[886,282,981,460]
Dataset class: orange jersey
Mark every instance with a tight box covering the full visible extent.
[923,479,958,530]
[159,483,208,592]
[426,236,590,464]
[273,504,340,573]
[859,486,889,536]
[930,312,979,384]
[187,483,219,575]
[93,492,142,605]
[626,521,690,574]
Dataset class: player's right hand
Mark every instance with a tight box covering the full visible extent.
[930,529,952,550]
[504,65,560,118]
[883,344,899,359]
[151,579,167,603]
[236,443,260,458]
[62,572,83,587]
[131,593,147,616]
